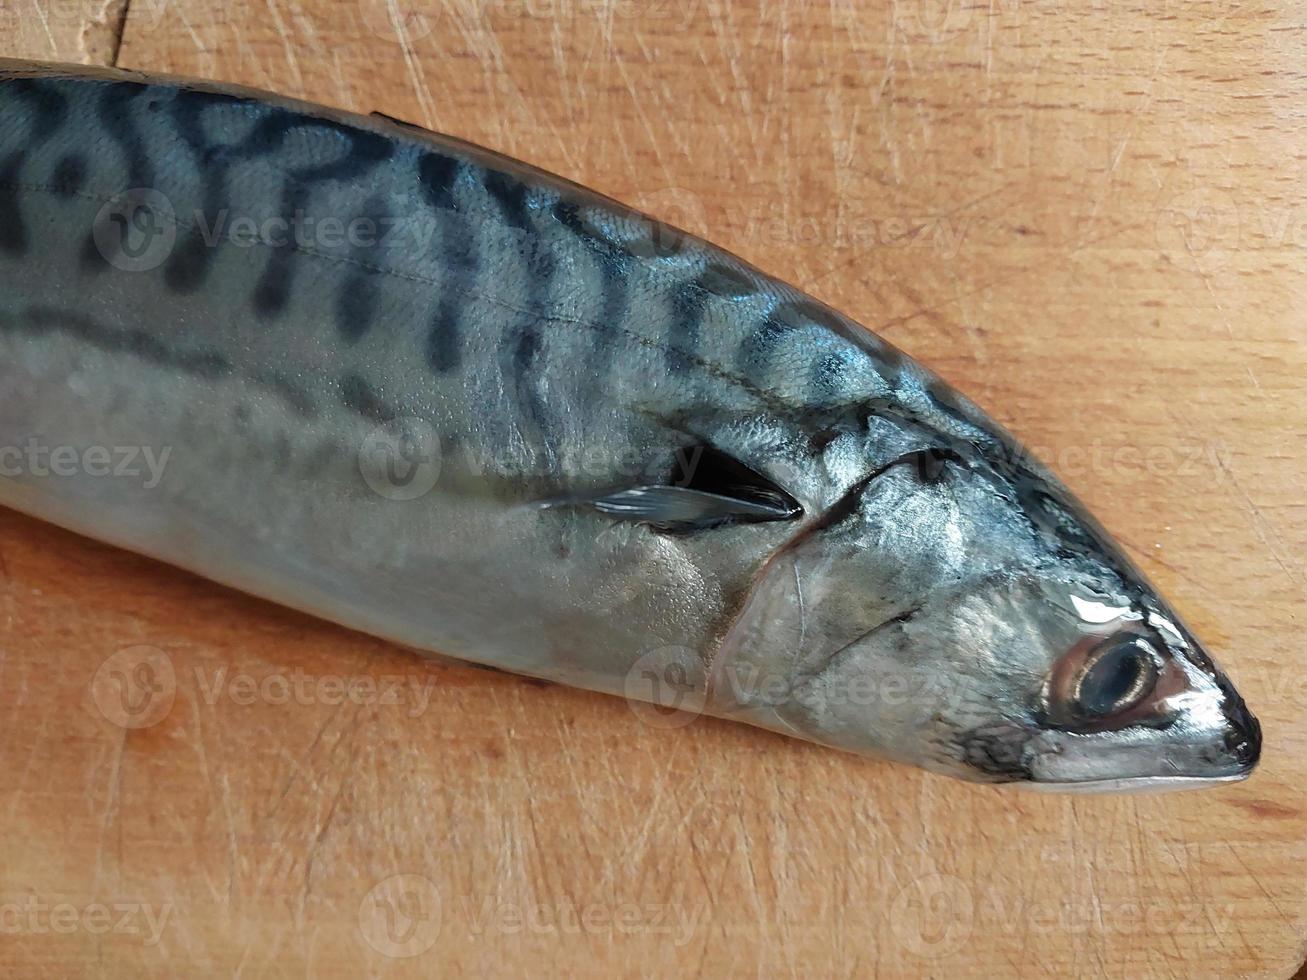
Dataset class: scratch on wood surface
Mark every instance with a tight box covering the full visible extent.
[183,694,242,906]
[1,0,126,62]
[298,727,361,918]
[163,3,212,71]
[1215,451,1303,587]
[102,0,130,63]
[80,0,131,63]
[94,725,128,884]
[396,30,437,129]
[29,0,61,56]
[261,0,306,93]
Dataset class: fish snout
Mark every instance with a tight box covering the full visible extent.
[1220,688,1262,776]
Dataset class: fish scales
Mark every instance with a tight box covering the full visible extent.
[0,60,1259,789]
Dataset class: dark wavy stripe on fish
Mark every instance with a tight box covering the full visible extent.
[0,305,332,419]
[81,81,151,272]
[737,306,792,378]
[164,88,247,293]
[419,151,474,373]
[335,196,391,344]
[338,372,396,424]
[485,168,559,474]
[0,79,68,256]
[49,153,86,198]
[249,112,394,317]
[665,278,709,374]
[4,306,232,379]
[548,202,642,399]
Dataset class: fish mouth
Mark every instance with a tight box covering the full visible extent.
[1217,676,1262,772]
[1019,698,1262,793]
[1016,619,1263,793]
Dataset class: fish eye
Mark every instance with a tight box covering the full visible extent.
[1072,635,1160,720]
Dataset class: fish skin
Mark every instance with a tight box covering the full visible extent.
[0,59,1259,789]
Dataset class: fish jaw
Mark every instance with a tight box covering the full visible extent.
[1018,645,1262,788]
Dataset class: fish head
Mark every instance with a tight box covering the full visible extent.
[1004,581,1262,793]
[711,424,1261,792]
[884,557,1264,792]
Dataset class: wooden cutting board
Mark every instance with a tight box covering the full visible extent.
[2,1,1304,976]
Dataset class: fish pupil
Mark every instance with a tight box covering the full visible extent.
[1076,638,1158,717]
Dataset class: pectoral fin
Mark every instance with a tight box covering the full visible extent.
[540,444,803,533]
[586,485,799,532]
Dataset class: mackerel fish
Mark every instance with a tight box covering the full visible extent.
[0,60,1261,790]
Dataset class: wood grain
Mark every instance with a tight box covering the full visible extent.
[2,0,1305,976]
[0,0,127,63]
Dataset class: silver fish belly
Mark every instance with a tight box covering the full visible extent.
[0,59,1260,790]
